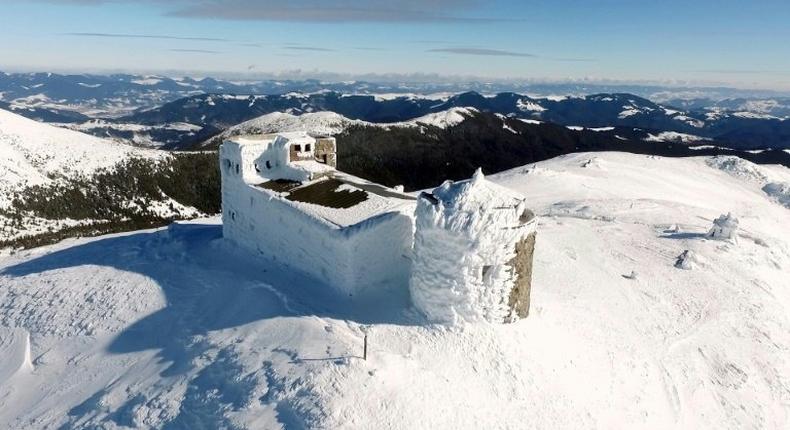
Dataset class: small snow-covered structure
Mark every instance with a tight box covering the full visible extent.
[707,212,739,241]
[220,131,337,184]
[410,169,538,324]
[220,132,415,296]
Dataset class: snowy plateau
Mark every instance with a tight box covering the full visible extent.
[1,148,789,429]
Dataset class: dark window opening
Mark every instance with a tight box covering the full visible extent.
[235,163,239,175]
[294,144,302,152]
[482,265,494,284]
[305,144,311,152]
[254,163,261,173]
[519,209,535,224]
[265,160,272,169]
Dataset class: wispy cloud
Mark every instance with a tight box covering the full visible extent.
[428,48,536,58]
[411,40,455,44]
[693,69,790,75]
[549,57,597,63]
[428,47,596,62]
[166,0,498,23]
[283,45,335,52]
[63,32,227,42]
[169,48,221,54]
[42,0,510,23]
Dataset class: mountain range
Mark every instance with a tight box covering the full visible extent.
[55,91,790,150]
[4,70,788,116]
[2,71,789,150]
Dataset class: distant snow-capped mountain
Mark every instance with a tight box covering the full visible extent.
[665,97,790,118]
[81,91,786,150]
[2,70,788,121]
[2,70,788,150]
[199,107,478,148]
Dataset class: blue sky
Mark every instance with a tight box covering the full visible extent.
[2,0,789,89]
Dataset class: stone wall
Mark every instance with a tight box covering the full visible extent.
[506,231,536,322]
[314,137,337,168]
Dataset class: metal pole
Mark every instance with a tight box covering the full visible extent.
[363,333,368,361]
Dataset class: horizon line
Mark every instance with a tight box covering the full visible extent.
[1,65,789,94]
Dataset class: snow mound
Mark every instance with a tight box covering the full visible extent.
[0,328,33,384]
[705,156,769,184]
[674,249,701,270]
[705,155,790,208]
[762,182,790,209]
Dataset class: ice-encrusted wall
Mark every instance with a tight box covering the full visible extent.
[410,169,537,324]
[220,140,414,296]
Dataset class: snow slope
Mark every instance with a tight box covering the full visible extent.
[1,152,789,429]
[644,131,711,144]
[0,108,161,203]
[406,107,476,128]
[204,111,363,147]
[202,107,477,148]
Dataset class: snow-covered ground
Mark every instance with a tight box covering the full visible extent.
[1,152,789,429]
[207,111,363,146]
[0,108,161,205]
[0,108,198,242]
[644,131,711,144]
[202,107,477,148]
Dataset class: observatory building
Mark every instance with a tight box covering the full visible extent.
[220,132,537,323]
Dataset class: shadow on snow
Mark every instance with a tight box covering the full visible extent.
[1,222,419,377]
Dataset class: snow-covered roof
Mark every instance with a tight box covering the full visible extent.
[230,130,316,147]
[428,168,526,210]
[254,173,416,228]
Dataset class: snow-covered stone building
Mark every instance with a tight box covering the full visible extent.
[409,170,538,323]
[220,132,537,322]
[220,132,415,296]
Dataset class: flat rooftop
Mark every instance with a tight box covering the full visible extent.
[230,131,329,146]
[254,172,416,228]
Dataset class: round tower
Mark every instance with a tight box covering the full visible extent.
[410,169,537,324]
